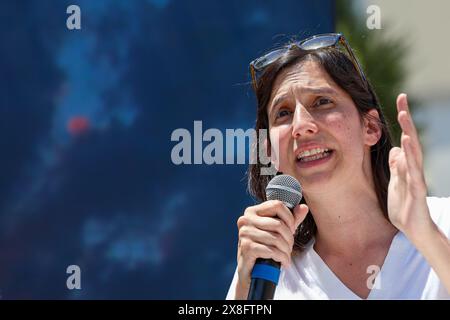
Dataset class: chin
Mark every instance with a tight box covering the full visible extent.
[274,166,328,191]
[296,171,336,195]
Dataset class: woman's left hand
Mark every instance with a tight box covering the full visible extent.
[387,93,434,238]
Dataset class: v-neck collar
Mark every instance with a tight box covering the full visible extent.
[304,230,405,300]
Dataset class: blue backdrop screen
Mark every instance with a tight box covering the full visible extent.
[0,0,334,299]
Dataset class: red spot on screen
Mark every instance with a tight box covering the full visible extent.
[67,116,90,136]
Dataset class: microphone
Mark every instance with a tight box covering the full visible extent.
[247,174,302,300]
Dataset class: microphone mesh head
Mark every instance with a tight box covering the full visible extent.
[266,174,302,209]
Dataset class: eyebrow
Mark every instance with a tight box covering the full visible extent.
[270,87,338,113]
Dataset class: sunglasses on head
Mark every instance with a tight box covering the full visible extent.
[249,33,367,91]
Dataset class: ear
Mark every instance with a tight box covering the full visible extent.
[363,109,382,147]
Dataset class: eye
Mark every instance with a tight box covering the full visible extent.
[275,108,292,119]
[312,97,333,108]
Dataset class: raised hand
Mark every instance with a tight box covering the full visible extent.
[387,93,433,237]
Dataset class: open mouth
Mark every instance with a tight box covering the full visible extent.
[296,148,334,167]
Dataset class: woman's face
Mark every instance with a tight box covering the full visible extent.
[266,59,380,196]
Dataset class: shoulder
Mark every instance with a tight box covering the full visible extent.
[426,196,450,237]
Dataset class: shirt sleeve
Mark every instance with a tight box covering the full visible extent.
[427,196,450,238]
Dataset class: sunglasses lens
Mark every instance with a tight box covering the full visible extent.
[250,34,367,90]
[300,35,338,50]
[252,48,287,71]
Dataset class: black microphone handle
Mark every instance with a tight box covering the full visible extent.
[246,174,302,300]
[247,258,281,300]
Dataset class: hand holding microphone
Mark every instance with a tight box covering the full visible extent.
[235,174,309,300]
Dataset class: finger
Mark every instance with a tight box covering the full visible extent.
[240,241,291,268]
[388,147,401,173]
[397,94,418,137]
[239,226,293,256]
[396,93,408,113]
[293,204,309,230]
[397,94,423,163]
[398,110,423,166]
[253,200,296,233]
[389,146,410,183]
[249,216,296,247]
[401,135,423,181]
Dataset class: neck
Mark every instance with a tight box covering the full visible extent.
[304,177,397,256]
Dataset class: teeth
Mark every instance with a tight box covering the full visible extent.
[297,148,329,159]
[298,149,331,162]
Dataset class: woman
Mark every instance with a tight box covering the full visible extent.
[226,33,450,299]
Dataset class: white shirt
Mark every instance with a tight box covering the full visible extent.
[226,196,450,300]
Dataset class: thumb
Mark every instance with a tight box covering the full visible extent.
[389,147,401,167]
[293,204,309,230]
[389,147,401,175]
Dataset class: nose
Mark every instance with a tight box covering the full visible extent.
[291,103,318,138]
